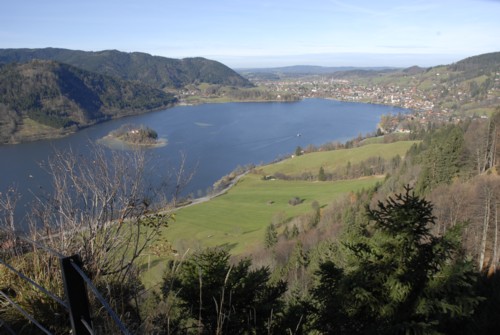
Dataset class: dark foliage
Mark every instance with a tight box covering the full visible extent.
[449,52,500,73]
[0,60,177,143]
[161,248,287,334]
[111,124,159,145]
[416,125,466,194]
[312,186,481,334]
[0,48,253,89]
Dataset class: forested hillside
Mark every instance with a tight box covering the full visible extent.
[260,110,500,271]
[0,60,177,143]
[0,48,253,89]
[242,110,500,334]
[0,48,257,143]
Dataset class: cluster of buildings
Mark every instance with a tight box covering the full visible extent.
[255,74,499,134]
[258,78,435,111]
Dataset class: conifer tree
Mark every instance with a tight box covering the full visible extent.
[318,166,327,181]
[416,126,465,193]
[265,223,278,249]
[162,248,287,334]
[312,186,480,334]
[295,146,303,156]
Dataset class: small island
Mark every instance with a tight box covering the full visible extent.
[111,124,159,144]
[99,124,167,149]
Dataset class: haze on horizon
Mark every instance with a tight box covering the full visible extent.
[1,0,500,69]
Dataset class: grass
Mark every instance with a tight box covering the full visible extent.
[259,141,417,176]
[141,174,384,286]
[170,175,381,251]
[15,117,67,140]
[359,136,386,145]
[140,141,416,286]
[463,107,496,117]
[360,134,410,145]
[18,117,46,132]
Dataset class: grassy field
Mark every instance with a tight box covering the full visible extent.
[168,175,382,252]
[259,141,417,176]
[13,117,68,142]
[140,141,417,286]
[142,174,383,286]
[360,134,411,145]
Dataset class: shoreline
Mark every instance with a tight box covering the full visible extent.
[97,134,168,150]
[168,171,250,212]
[0,102,177,146]
[3,98,393,231]
[2,97,414,146]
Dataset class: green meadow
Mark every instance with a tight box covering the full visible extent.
[260,140,417,175]
[141,141,416,285]
[167,175,382,253]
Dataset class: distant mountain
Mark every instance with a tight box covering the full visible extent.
[402,66,426,75]
[0,60,177,144]
[0,48,253,89]
[238,65,398,76]
[449,51,500,73]
[328,52,500,81]
[330,68,399,79]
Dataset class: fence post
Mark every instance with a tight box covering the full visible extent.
[60,254,93,335]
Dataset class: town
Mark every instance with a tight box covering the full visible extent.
[249,67,500,134]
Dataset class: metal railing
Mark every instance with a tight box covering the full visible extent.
[0,233,131,334]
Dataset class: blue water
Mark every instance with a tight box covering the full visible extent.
[0,99,407,225]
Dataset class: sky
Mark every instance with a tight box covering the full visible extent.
[1,0,500,68]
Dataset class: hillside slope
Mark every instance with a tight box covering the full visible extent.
[0,60,177,143]
[0,48,253,89]
[329,52,500,115]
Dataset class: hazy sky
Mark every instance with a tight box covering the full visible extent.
[1,0,500,68]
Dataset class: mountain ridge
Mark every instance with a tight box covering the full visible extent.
[0,48,253,89]
[0,59,177,144]
[237,65,399,76]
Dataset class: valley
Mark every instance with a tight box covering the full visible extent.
[1,49,500,334]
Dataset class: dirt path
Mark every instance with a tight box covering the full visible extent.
[170,171,249,211]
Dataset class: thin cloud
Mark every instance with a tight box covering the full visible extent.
[380,45,435,50]
[327,0,388,16]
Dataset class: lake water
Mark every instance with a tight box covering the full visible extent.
[0,99,407,226]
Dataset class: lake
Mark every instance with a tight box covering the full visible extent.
[0,98,407,226]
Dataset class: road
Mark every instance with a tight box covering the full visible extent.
[169,171,249,211]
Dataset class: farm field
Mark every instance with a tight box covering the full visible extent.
[142,175,383,285]
[140,141,416,285]
[259,140,417,175]
[143,141,416,285]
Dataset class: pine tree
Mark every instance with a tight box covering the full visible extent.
[264,223,278,249]
[318,166,327,181]
[163,248,287,334]
[286,242,309,285]
[313,186,481,334]
[416,125,465,194]
[295,146,303,156]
